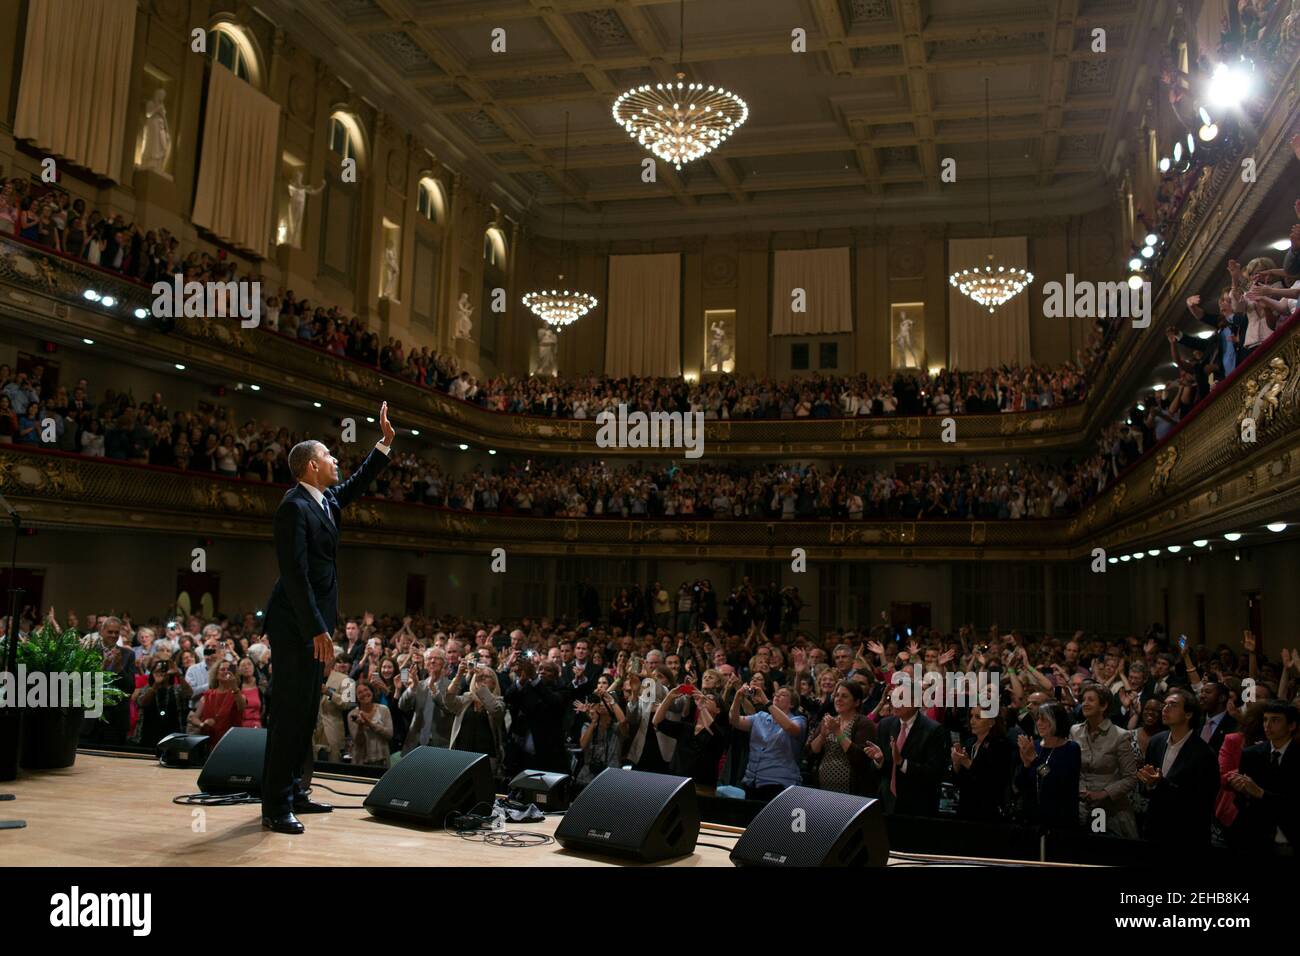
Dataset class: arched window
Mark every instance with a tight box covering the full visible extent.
[329,114,360,164]
[417,177,445,223]
[483,226,507,267]
[210,23,259,86]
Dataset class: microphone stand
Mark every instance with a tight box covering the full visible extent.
[0,489,28,827]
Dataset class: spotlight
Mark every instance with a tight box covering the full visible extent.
[1207,61,1251,110]
[1148,549,1160,556]
[1128,274,1144,289]
[1167,545,1182,553]
[1198,107,1212,126]
[1198,123,1219,142]
[1144,233,1158,246]
[488,449,497,455]
[1266,522,1287,533]
[134,307,149,319]
[1120,555,1131,562]
[458,443,469,451]
[1270,238,1292,252]
[82,338,94,345]
[366,417,375,423]
[1107,557,1117,564]
[411,429,420,436]
[1133,553,1144,560]
[174,363,185,370]
[83,289,101,301]
[249,384,260,392]
[1223,532,1241,541]
[1193,539,1208,547]
[312,401,322,408]
[101,296,116,308]
[1141,245,1154,259]
[1195,330,1215,339]
[1129,257,1143,271]
[1158,156,1171,172]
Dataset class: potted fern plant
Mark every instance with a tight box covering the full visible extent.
[0,615,127,770]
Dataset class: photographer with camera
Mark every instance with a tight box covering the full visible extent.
[729,674,806,802]
[575,675,628,784]
[133,656,191,748]
[444,658,506,777]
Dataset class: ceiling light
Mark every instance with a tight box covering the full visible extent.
[1235,553,1241,561]
[1128,274,1144,289]
[1128,257,1142,270]
[1148,549,1160,556]
[1120,555,1131,562]
[1198,123,1219,142]
[488,449,497,455]
[174,363,185,370]
[458,443,469,451]
[101,296,116,307]
[1167,545,1182,553]
[1195,329,1215,339]
[1153,383,1166,392]
[1266,522,1287,533]
[1144,233,1158,246]
[312,401,322,408]
[411,429,420,436]
[1141,245,1154,258]
[1158,156,1171,172]
[249,384,260,391]
[82,338,94,345]
[948,78,1033,314]
[1223,532,1242,541]
[1133,553,1144,560]
[523,111,597,330]
[1107,557,1117,564]
[1270,238,1292,251]
[366,416,375,423]
[134,307,148,319]
[83,289,101,301]
[1193,539,1208,547]
[1198,107,1212,126]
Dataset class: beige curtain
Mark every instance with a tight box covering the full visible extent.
[604,253,681,377]
[947,236,1032,370]
[771,247,852,334]
[13,0,136,183]
[192,65,281,257]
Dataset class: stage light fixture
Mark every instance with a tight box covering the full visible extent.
[1223,532,1241,541]
[1266,522,1286,533]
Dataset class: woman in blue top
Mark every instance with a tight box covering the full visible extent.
[729,675,806,802]
[1015,700,1081,830]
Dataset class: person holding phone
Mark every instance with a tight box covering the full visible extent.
[730,679,805,802]
[653,683,728,795]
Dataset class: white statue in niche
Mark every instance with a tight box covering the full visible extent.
[707,319,732,372]
[380,244,400,300]
[284,170,325,248]
[137,88,172,175]
[895,312,919,368]
[536,326,558,376]
[455,292,474,339]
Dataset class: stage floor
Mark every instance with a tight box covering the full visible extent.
[1,753,1074,867]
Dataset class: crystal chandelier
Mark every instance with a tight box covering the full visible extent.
[523,112,598,331]
[611,0,747,171]
[948,77,1033,313]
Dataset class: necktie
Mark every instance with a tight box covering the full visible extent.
[1272,750,1282,769]
[322,496,334,525]
[891,720,911,797]
[1201,718,1215,743]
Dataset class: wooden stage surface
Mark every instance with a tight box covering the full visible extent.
[1,753,1072,867]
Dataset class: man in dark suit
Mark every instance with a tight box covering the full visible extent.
[875,675,950,816]
[502,658,574,775]
[1197,681,1237,754]
[1227,702,1299,855]
[259,403,394,834]
[1139,653,1187,709]
[1137,687,1218,845]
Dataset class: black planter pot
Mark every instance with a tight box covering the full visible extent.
[20,704,84,770]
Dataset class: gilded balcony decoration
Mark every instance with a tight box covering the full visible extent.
[1150,445,1178,496]
[1238,354,1295,435]
[176,315,255,354]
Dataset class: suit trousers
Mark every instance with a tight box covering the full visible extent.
[261,637,324,814]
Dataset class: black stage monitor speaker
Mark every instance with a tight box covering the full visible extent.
[730,786,890,867]
[363,746,494,826]
[196,727,266,795]
[509,769,573,812]
[555,768,699,862]
[156,732,210,768]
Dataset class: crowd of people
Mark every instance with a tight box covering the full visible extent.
[38,594,1294,855]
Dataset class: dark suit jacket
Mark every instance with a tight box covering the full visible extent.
[877,713,949,817]
[1142,729,1218,844]
[263,448,389,645]
[1202,712,1237,755]
[503,675,574,774]
[954,732,1014,822]
[1229,742,1300,851]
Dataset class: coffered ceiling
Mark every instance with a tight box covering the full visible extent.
[264,0,1171,237]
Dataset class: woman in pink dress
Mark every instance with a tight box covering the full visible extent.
[237,657,263,729]
[1214,700,1264,841]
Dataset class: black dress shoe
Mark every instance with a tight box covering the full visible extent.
[292,799,333,814]
[261,812,305,835]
